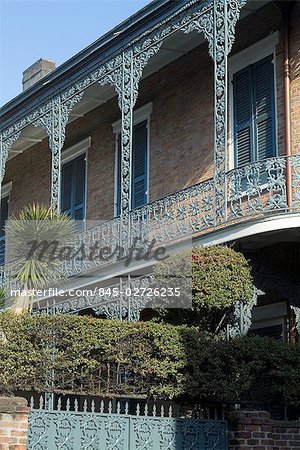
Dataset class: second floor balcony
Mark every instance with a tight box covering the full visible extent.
[1,152,300,288]
[1,0,300,288]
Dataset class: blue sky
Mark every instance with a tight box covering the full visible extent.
[0,0,151,107]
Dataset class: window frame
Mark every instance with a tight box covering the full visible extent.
[60,137,90,223]
[250,301,288,341]
[0,182,12,265]
[228,32,279,171]
[112,102,152,217]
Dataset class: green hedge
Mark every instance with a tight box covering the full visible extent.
[0,312,299,407]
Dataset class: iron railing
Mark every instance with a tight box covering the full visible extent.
[1,154,300,291]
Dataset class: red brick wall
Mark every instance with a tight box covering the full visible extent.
[0,397,29,450]
[3,3,296,221]
[4,139,51,217]
[290,1,300,155]
[228,410,300,450]
[273,420,300,450]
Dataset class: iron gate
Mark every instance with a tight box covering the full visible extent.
[28,398,228,449]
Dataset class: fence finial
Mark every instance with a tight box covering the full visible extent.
[152,404,156,417]
[125,402,129,415]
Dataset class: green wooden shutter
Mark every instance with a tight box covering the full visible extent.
[116,121,148,215]
[74,154,86,221]
[233,66,253,167]
[253,56,276,160]
[61,162,73,216]
[0,196,9,265]
[61,154,86,220]
[233,55,276,167]
[132,120,148,209]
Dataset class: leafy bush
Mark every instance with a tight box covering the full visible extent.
[191,246,253,308]
[152,245,253,331]
[0,312,299,409]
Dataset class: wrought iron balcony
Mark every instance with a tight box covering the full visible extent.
[1,154,300,291]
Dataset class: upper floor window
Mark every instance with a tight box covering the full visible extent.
[0,195,9,266]
[60,138,90,221]
[230,33,279,169]
[0,183,12,266]
[113,103,152,216]
[233,56,276,166]
[116,121,148,215]
[61,154,86,220]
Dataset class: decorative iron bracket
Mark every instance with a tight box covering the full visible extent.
[227,288,259,338]
[32,93,84,211]
[0,131,21,200]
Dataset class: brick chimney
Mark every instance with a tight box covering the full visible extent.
[22,58,55,91]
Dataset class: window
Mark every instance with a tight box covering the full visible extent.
[0,195,9,266]
[113,103,152,216]
[233,56,276,166]
[229,33,279,170]
[249,323,284,340]
[249,302,287,341]
[116,121,148,215]
[61,153,86,220]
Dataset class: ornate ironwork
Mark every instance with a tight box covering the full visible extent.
[129,178,215,246]
[0,0,247,220]
[213,0,228,225]
[0,131,21,199]
[1,154,300,295]
[62,216,121,277]
[227,257,300,338]
[28,397,228,450]
[291,306,300,335]
[291,154,300,207]
[227,289,259,338]
[35,274,154,321]
[251,258,300,305]
[227,156,288,220]
[32,93,84,211]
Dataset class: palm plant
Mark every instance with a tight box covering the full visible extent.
[5,204,77,314]
[0,286,5,310]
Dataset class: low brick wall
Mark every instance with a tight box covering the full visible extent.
[272,420,300,450]
[0,397,29,450]
[228,410,300,450]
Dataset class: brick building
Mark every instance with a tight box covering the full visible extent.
[1,0,300,340]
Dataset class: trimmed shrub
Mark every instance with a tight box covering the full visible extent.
[153,245,253,330]
[191,246,253,308]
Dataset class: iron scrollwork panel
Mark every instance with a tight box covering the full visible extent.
[227,157,288,221]
[0,132,22,200]
[28,411,130,450]
[290,154,300,207]
[32,93,84,211]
